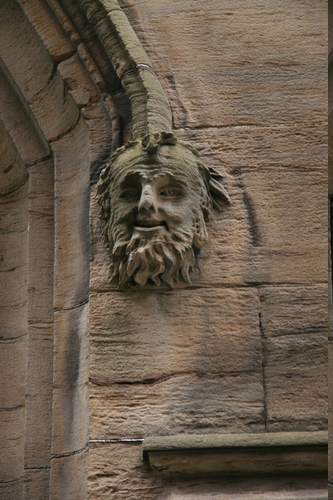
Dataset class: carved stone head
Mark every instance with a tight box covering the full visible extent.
[97,133,229,288]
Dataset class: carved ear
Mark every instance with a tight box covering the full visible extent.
[208,166,231,207]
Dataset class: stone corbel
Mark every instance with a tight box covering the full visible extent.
[78,0,230,288]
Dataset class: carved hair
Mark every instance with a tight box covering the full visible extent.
[97,132,229,242]
[96,133,229,287]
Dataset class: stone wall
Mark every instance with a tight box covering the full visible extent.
[0,0,327,499]
[89,1,327,498]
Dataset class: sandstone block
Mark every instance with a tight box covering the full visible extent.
[28,160,54,324]
[0,119,27,197]
[264,334,327,431]
[58,52,101,107]
[18,0,75,62]
[0,336,26,408]
[81,100,113,184]
[90,372,264,439]
[0,58,49,166]
[0,406,25,481]
[260,285,327,338]
[0,480,23,500]
[126,0,326,129]
[89,442,166,500]
[25,325,53,468]
[24,468,50,500]
[90,288,262,381]
[53,117,90,309]
[0,182,28,233]
[52,304,89,456]
[50,448,89,500]
[0,0,53,99]
[30,70,79,142]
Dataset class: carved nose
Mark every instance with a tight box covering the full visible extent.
[138,187,157,214]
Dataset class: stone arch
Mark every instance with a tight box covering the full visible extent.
[0,1,130,498]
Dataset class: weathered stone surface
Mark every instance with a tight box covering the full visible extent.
[0,177,28,491]
[0,119,27,197]
[30,69,80,142]
[260,285,328,338]
[90,288,264,437]
[58,52,101,107]
[0,0,54,99]
[90,288,261,381]
[28,159,54,324]
[25,326,53,468]
[89,442,166,499]
[18,0,76,62]
[0,267,27,313]
[81,100,113,183]
[50,448,89,500]
[0,406,25,482]
[157,481,328,500]
[175,124,326,177]
[0,58,50,166]
[53,117,90,309]
[328,341,333,487]
[0,336,26,409]
[0,0,79,143]
[89,442,327,500]
[90,372,264,439]
[0,480,23,500]
[0,181,28,233]
[124,0,326,129]
[264,334,327,431]
[259,285,327,430]
[24,468,50,500]
[52,303,89,456]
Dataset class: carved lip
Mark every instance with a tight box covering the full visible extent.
[134,220,167,231]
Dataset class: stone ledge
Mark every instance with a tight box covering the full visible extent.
[142,431,328,477]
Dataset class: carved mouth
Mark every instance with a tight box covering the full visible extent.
[135,220,167,230]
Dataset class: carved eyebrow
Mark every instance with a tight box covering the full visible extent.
[153,172,187,187]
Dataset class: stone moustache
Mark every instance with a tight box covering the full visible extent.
[97,132,230,288]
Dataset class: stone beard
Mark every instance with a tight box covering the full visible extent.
[97,138,228,288]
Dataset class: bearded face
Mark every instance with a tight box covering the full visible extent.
[97,141,219,288]
[97,139,229,288]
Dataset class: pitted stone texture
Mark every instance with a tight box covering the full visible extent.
[90,288,264,437]
[28,159,54,324]
[23,468,50,500]
[50,448,89,500]
[260,286,328,431]
[53,117,90,310]
[52,303,89,456]
[25,325,53,468]
[90,373,264,439]
[88,442,327,500]
[0,119,27,197]
[124,0,326,129]
[17,0,76,62]
[0,480,23,500]
[90,288,261,380]
[0,406,25,482]
[0,0,79,142]
[0,336,27,409]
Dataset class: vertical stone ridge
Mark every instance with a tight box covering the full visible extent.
[76,0,173,139]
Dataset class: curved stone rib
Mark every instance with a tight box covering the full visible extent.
[77,0,172,140]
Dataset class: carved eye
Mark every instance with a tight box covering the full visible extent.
[159,185,182,198]
[120,186,141,200]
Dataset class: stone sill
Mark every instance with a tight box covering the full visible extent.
[142,431,328,477]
